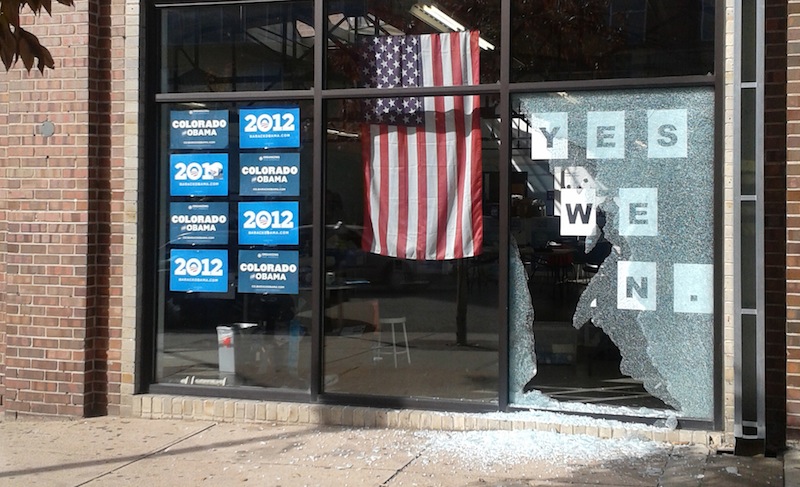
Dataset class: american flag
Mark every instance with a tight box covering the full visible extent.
[360,31,483,260]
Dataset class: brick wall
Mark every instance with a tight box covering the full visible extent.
[788,0,800,442]
[85,0,114,416]
[0,0,128,418]
[0,57,7,413]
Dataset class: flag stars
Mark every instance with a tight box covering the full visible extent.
[359,34,426,125]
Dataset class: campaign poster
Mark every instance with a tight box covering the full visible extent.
[169,153,228,196]
[238,250,299,294]
[238,201,299,246]
[169,202,229,245]
[239,153,300,196]
[169,249,229,293]
[239,107,301,149]
[170,110,229,149]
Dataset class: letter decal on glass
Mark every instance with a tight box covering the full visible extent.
[530,112,568,160]
[618,188,658,236]
[617,261,657,311]
[587,111,625,159]
[560,188,595,236]
[673,263,713,314]
[648,109,687,158]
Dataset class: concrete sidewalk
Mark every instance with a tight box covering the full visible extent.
[0,416,792,486]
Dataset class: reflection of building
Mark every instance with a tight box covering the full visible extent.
[0,0,793,456]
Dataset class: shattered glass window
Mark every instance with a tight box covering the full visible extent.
[508,87,715,420]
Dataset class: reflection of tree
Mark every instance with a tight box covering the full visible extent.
[511,0,713,80]
[325,1,502,87]
[436,0,502,81]
[511,0,625,80]
[325,0,713,85]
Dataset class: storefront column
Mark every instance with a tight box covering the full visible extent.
[764,0,788,451]
[0,0,132,418]
[787,0,800,443]
[0,114,7,414]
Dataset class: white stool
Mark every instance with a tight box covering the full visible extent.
[373,317,411,367]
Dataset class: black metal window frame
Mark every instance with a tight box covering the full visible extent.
[141,0,725,429]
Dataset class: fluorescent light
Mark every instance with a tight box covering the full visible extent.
[410,3,496,51]
[477,38,495,51]
[327,128,359,138]
[295,20,314,38]
[422,5,465,31]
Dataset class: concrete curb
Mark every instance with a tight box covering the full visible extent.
[131,394,731,447]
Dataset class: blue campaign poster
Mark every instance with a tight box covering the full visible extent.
[169,249,229,293]
[239,108,300,149]
[238,201,299,246]
[238,250,299,294]
[169,202,229,245]
[170,110,229,149]
[239,153,300,196]
[169,153,228,196]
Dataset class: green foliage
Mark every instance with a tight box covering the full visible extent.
[0,0,74,72]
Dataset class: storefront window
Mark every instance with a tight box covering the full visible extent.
[511,0,715,81]
[150,0,717,421]
[161,2,315,93]
[325,0,500,88]
[508,87,715,420]
[155,101,314,391]
[323,95,500,401]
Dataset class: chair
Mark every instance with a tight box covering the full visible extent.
[373,317,411,367]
